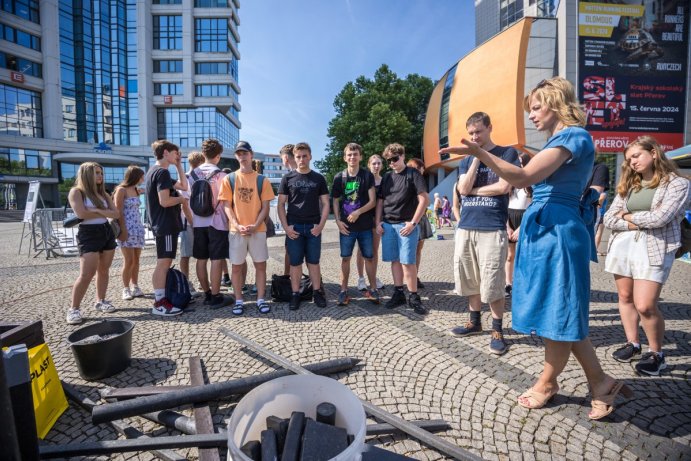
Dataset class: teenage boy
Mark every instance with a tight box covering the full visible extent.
[277,142,329,310]
[218,141,275,315]
[331,143,379,305]
[188,138,232,309]
[179,151,205,296]
[145,140,192,316]
[376,143,429,315]
[279,143,297,276]
[449,112,519,356]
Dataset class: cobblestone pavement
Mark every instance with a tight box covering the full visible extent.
[2,221,690,460]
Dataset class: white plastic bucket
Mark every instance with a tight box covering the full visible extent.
[227,375,366,460]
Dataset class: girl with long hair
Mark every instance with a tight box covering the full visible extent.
[440,77,631,420]
[604,136,690,375]
[113,165,146,301]
[67,162,121,324]
[356,154,385,291]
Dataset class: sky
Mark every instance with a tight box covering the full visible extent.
[237,0,476,165]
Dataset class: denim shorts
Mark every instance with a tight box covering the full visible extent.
[339,229,373,259]
[285,223,321,266]
[381,222,419,265]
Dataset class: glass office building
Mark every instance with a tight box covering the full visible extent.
[0,0,241,209]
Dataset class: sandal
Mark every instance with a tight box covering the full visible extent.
[257,301,271,314]
[589,380,633,420]
[232,304,244,316]
[517,386,559,409]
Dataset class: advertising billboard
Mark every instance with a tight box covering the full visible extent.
[578,1,689,152]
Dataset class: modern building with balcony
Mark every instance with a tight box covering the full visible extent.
[0,0,241,209]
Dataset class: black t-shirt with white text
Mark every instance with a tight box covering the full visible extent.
[278,170,329,224]
[145,166,182,236]
[378,166,427,224]
[331,168,375,232]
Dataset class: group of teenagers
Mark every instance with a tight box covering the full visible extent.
[64,76,689,421]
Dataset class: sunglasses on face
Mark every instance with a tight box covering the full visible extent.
[386,155,400,164]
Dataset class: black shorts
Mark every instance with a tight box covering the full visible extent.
[507,208,525,231]
[155,233,179,259]
[193,226,229,260]
[77,223,117,256]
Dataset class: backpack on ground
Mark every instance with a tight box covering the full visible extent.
[270,274,313,302]
[675,217,691,259]
[166,267,192,309]
[227,172,277,237]
[189,169,221,217]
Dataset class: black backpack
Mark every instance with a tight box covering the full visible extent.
[270,274,313,302]
[165,267,192,309]
[189,169,221,217]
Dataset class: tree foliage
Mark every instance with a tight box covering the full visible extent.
[315,64,434,185]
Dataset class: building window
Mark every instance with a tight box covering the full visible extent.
[195,84,230,97]
[153,0,182,4]
[1,1,40,24]
[153,15,182,50]
[0,24,41,51]
[154,82,183,95]
[195,18,228,53]
[153,60,183,73]
[195,0,230,6]
[157,107,238,148]
[195,61,230,74]
[0,148,51,177]
[0,83,43,137]
[438,64,457,150]
[0,53,42,78]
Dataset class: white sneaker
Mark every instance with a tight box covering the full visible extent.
[66,308,83,325]
[130,285,144,297]
[152,298,183,316]
[357,276,367,291]
[95,299,116,313]
[376,278,384,290]
[122,287,134,300]
[189,282,201,298]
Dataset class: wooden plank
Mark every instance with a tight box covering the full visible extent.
[188,357,220,461]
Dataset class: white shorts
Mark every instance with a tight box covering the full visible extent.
[229,231,268,265]
[605,231,675,284]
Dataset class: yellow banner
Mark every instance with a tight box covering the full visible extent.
[579,2,644,17]
[579,24,615,38]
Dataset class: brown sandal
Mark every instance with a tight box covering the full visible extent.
[589,380,633,420]
[517,386,559,409]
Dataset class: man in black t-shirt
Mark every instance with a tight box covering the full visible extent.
[277,142,330,310]
[376,143,429,315]
[331,143,378,305]
[145,140,193,316]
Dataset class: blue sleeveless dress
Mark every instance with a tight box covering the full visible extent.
[512,127,596,341]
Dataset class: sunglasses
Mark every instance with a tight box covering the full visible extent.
[536,79,551,89]
[386,155,400,164]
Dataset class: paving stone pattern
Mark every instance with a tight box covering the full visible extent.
[3,222,690,460]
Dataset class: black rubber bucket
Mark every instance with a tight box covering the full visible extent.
[67,320,134,380]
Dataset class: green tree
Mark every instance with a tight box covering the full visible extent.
[315,64,434,185]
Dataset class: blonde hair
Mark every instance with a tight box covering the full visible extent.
[74,162,108,209]
[616,135,680,197]
[187,151,205,169]
[368,154,382,167]
[523,77,586,127]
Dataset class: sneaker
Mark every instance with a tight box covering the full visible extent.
[95,299,116,313]
[416,278,425,289]
[289,293,301,311]
[188,283,201,298]
[612,343,642,363]
[314,289,327,308]
[504,284,512,298]
[364,289,380,304]
[152,298,183,316]
[122,287,133,301]
[130,285,145,298]
[489,331,508,355]
[66,308,83,325]
[337,290,350,306]
[357,277,367,291]
[450,322,483,337]
[203,290,213,306]
[635,352,667,376]
[221,275,231,287]
[209,293,233,309]
[385,289,406,309]
[250,284,258,295]
[242,284,251,294]
[376,278,384,290]
[408,293,428,315]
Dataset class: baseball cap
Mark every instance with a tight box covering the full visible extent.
[234,141,252,153]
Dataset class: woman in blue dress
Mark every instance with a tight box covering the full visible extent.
[440,77,631,420]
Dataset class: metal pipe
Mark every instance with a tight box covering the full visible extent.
[100,385,192,400]
[92,357,361,424]
[0,350,22,461]
[142,410,198,435]
[189,357,220,461]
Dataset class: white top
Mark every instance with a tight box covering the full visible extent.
[81,197,108,225]
[508,188,531,210]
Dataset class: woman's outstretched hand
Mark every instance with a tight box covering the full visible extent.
[438,138,479,159]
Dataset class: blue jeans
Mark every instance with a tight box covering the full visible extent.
[381,222,418,265]
[285,223,322,266]
[339,229,374,258]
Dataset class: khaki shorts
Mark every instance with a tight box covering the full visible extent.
[454,228,508,303]
[229,231,268,265]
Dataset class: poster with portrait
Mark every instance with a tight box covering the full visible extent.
[578,0,689,152]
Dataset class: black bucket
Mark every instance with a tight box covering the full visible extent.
[67,320,134,380]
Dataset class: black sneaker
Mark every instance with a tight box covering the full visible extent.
[408,293,428,315]
[313,289,327,308]
[416,278,425,289]
[203,290,213,305]
[289,293,301,311]
[221,275,231,287]
[612,343,642,363]
[635,352,666,376]
[209,293,233,310]
[385,289,406,309]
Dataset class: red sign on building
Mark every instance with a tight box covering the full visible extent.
[10,72,24,83]
[163,95,173,105]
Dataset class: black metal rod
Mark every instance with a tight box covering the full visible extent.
[92,357,360,425]
[218,327,481,461]
[39,433,228,459]
[100,385,193,400]
[366,419,450,436]
[0,350,22,461]
[142,409,199,435]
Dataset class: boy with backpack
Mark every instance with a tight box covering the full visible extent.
[188,138,233,309]
[218,141,275,315]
